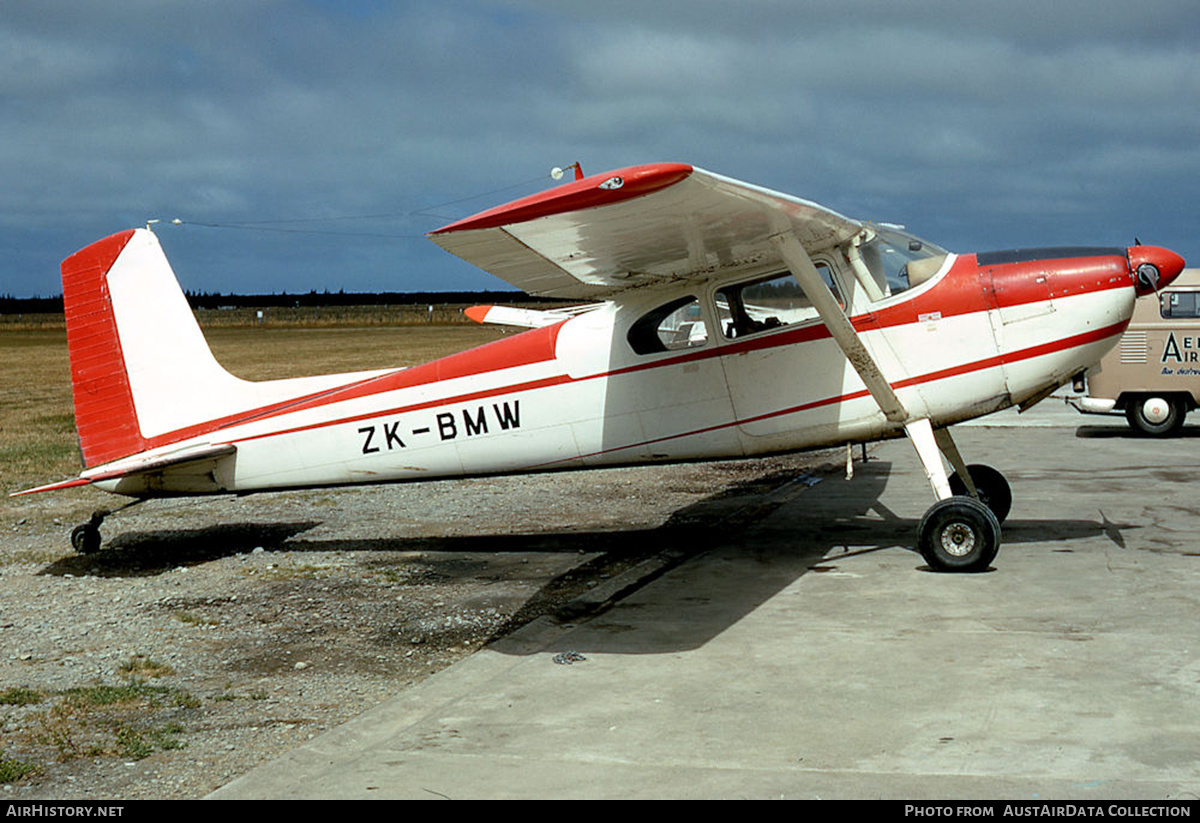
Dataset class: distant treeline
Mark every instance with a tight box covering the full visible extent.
[0,290,569,314]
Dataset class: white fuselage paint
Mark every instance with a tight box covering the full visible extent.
[90,268,1134,498]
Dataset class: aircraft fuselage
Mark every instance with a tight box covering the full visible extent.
[91,245,1159,497]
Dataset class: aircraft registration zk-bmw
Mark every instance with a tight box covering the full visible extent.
[14,162,1185,572]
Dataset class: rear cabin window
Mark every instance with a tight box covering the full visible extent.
[1161,291,1200,318]
[715,267,842,339]
[627,296,708,355]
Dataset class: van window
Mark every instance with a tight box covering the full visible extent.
[1160,291,1200,318]
[627,296,708,354]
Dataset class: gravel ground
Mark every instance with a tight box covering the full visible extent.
[1,450,841,799]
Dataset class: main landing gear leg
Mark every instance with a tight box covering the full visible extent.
[905,419,1006,573]
[70,499,145,554]
[935,426,1013,524]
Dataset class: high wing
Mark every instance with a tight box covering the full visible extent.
[428,163,863,299]
[433,162,907,423]
[432,163,927,497]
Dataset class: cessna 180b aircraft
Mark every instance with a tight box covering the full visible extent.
[15,162,1185,572]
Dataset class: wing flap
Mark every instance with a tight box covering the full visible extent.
[430,164,862,298]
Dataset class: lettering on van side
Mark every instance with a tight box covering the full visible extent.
[358,400,522,454]
[1162,332,1200,364]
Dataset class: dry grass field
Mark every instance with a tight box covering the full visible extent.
[0,309,835,798]
[0,317,509,526]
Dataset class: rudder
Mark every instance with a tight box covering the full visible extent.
[62,230,146,467]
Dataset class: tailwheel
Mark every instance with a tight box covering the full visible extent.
[948,464,1012,524]
[918,497,1000,573]
[70,522,102,554]
[69,509,112,555]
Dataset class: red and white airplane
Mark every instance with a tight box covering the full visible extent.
[14,163,1185,572]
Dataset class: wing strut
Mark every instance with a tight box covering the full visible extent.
[771,231,965,506]
[770,232,908,423]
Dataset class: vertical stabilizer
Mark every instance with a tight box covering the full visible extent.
[61,229,252,467]
[60,229,390,471]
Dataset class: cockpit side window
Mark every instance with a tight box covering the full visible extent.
[627,296,709,355]
[853,226,949,299]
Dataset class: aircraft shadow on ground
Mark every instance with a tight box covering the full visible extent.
[41,521,324,578]
[40,459,1129,654]
[499,459,1127,656]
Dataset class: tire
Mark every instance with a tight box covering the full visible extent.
[917,497,1000,573]
[948,464,1012,524]
[70,524,101,554]
[1125,395,1185,437]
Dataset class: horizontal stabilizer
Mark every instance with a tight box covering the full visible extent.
[12,443,236,498]
[464,304,600,328]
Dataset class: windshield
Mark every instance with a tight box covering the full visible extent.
[857,225,949,296]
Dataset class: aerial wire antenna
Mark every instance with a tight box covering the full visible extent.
[162,162,585,237]
[550,161,584,181]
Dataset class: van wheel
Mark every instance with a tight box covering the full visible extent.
[1125,395,1185,437]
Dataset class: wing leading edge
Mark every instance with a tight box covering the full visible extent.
[429,163,863,299]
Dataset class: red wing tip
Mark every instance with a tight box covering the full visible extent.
[431,162,695,235]
[464,305,493,324]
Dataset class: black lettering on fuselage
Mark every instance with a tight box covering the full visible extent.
[494,400,520,430]
[383,420,405,449]
[437,412,458,440]
[464,406,488,436]
[435,401,522,441]
[365,401,524,450]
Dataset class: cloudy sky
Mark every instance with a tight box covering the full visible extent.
[3,0,1197,297]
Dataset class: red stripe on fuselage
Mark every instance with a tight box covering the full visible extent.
[102,253,1133,465]
[211,311,1127,465]
[122,321,565,454]
[529,319,1129,468]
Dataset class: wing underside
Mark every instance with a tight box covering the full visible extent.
[429,164,863,299]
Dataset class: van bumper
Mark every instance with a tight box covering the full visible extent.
[1065,396,1118,415]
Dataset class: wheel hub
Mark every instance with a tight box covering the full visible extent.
[1142,397,1171,424]
[940,522,977,557]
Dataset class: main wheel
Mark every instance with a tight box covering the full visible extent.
[948,464,1012,524]
[70,523,102,554]
[1125,395,1185,437]
[918,497,1000,573]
